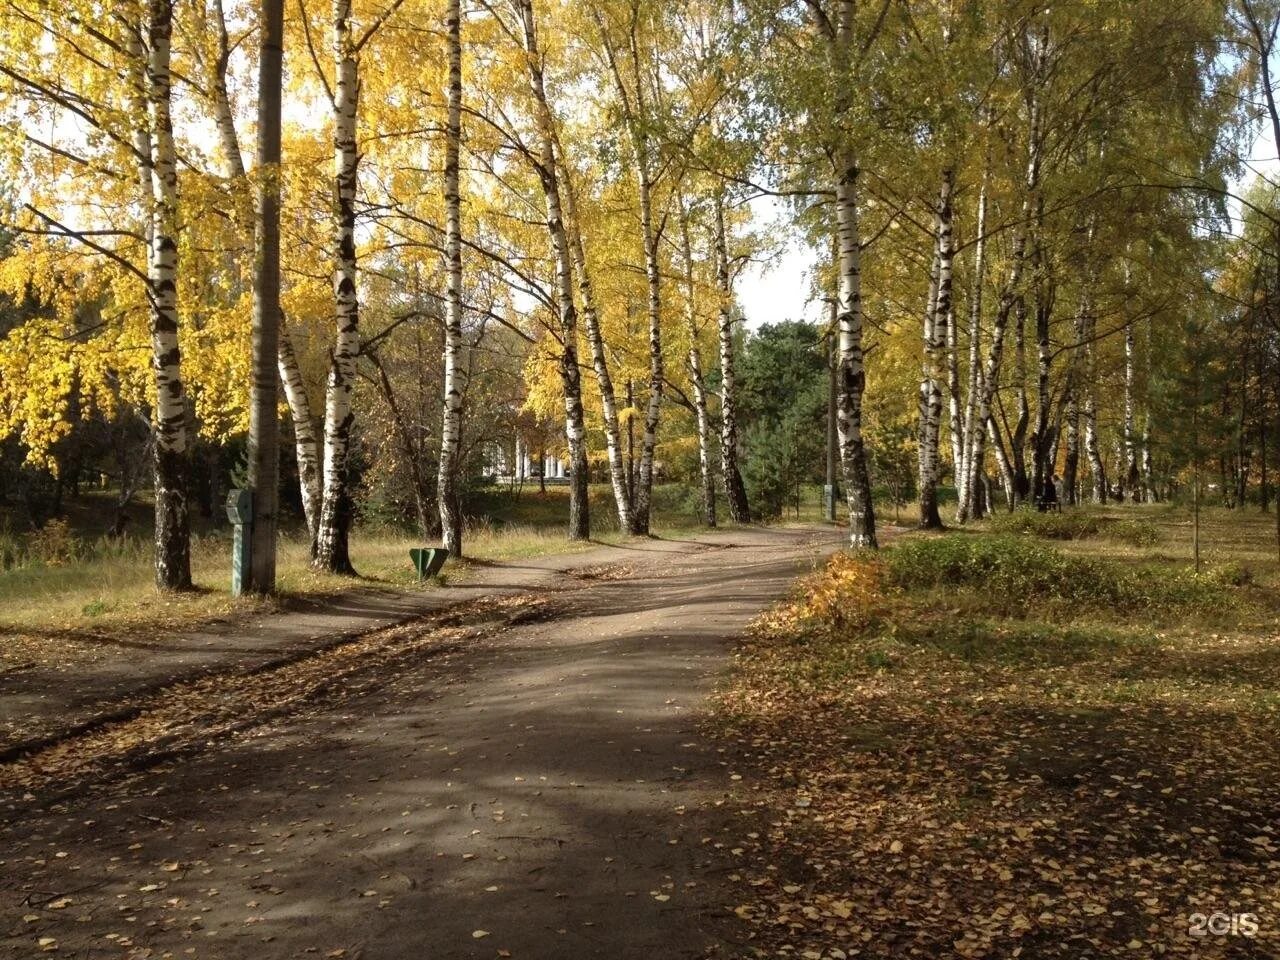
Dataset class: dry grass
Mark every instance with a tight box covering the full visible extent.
[712,504,1280,958]
[0,484,719,639]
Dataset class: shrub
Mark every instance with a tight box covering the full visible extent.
[885,535,1226,615]
[756,552,888,637]
[1203,561,1252,587]
[1106,518,1161,546]
[986,508,1161,547]
[987,510,1101,540]
[25,518,80,566]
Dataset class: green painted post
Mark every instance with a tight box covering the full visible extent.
[225,489,253,596]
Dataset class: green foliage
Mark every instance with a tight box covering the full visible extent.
[1109,518,1162,547]
[986,509,1104,540]
[888,619,1152,668]
[866,418,915,518]
[986,510,1161,546]
[738,322,827,519]
[885,535,1228,615]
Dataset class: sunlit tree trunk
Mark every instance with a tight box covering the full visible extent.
[960,61,1040,520]
[1030,225,1054,503]
[833,156,877,547]
[314,0,361,574]
[1123,319,1140,501]
[956,142,989,517]
[246,0,284,592]
[207,0,315,544]
[830,2,876,547]
[1142,415,1155,502]
[210,0,246,185]
[437,0,465,556]
[946,300,962,487]
[276,323,321,544]
[145,0,192,590]
[1083,295,1107,504]
[1063,384,1080,505]
[958,217,1030,522]
[714,192,750,523]
[592,7,663,534]
[557,132,632,533]
[518,0,589,540]
[1011,294,1030,505]
[918,169,952,529]
[631,152,663,536]
[680,208,715,527]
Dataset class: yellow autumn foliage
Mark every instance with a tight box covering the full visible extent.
[756,552,889,638]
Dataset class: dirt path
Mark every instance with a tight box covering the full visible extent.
[1,525,843,959]
[1,530,802,760]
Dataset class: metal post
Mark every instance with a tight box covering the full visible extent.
[226,489,253,596]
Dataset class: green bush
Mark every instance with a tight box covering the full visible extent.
[986,509,1160,547]
[986,510,1101,540]
[1203,561,1252,587]
[1108,518,1161,547]
[885,535,1226,614]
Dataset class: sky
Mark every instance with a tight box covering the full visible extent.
[736,196,824,330]
[735,97,1280,333]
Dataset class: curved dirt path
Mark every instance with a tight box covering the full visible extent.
[1,525,843,959]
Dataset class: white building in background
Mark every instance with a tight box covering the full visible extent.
[490,437,567,483]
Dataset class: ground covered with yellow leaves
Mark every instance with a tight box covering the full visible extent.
[711,516,1280,958]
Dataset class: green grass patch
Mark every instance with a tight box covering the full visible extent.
[716,520,1280,959]
[885,534,1228,616]
[985,508,1160,546]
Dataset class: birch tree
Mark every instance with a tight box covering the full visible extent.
[145,0,193,589]
[917,170,952,529]
[437,0,465,556]
[679,197,716,527]
[246,0,285,591]
[311,0,406,572]
[589,0,669,536]
[514,0,591,540]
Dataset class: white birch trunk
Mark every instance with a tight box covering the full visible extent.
[210,0,247,182]
[956,147,989,515]
[958,78,1040,523]
[946,301,962,485]
[555,128,632,533]
[632,155,663,536]
[714,192,750,522]
[918,169,952,528]
[1141,416,1154,500]
[1063,384,1080,505]
[1082,292,1107,503]
[145,0,192,590]
[680,208,715,527]
[987,412,1017,510]
[314,0,361,574]
[437,0,465,556]
[276,324,321,544]
[1123,319,1139,500]
[831,1,876,547]
[518,0,589,540]
[592,10,663,535]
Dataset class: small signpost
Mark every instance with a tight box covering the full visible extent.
[410,547,449,580]
[226,489,253,596]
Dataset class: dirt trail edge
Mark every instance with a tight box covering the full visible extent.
[2,530,788,761]
[2,524,843,960]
